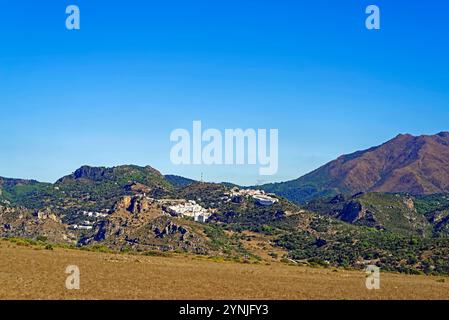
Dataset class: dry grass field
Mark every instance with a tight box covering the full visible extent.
[1,240,449,300]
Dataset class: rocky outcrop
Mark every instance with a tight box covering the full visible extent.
[0,205,74,243]
[339,201,365,223]
[154,222,188,239]
[333,193,429,235]
[80,195,211,254]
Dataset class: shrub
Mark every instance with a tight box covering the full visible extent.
[36,236,48,242]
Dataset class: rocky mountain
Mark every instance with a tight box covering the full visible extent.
[3,154,449,275]
[79,195,212,254]
[0,204,74,243]
[57,165,169,186]
[260,132,449,204]
[0,165,177,222]
[56,165,174,200]
[306,192,433,236]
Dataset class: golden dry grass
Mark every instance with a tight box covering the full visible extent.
[1,241,449,300]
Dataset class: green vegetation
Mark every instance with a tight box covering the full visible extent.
[203,224,249,257]
[275,223,449,275]
[164,175,196,188]
[356,193,430,236]
[3,165,449,276]
[415,194,449,214]
[1,236,75,250]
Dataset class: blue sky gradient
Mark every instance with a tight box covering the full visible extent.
[1,0,448,185]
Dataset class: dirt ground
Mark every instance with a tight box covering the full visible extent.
[1,241,449,300]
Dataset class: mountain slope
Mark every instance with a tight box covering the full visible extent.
[0,204,73,243]
[79,195,213,254]
[55,165,177,221]
[1,165,177,222]
[261,132,449,204]
[57,165,173,191]
[3,163,449,274]
[0,177,54,208]
[164,175,196,188]
[306,192,432,236]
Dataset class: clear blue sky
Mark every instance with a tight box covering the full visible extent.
[1,0,448,185]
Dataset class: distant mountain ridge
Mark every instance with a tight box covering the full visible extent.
[3,132,449,206]
[260,132,449,204]
[0,177,41,189]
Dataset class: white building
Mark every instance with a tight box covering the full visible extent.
[194,214,209,223]
[167,200,212,223]
[253,195,279,206]
[70,224,93,231]
[226,187,279,206]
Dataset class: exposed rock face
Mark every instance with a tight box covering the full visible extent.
[112,195,156,217]
[57,165,167,184]
[338,200,380,230]
[80,195,210,254]
[261,132,449,204]
[0,205,73,243]
[404,197,415,210]
[72,166,108,181]
[124,182,152,194]
[36,209,61,223]
[430,211,449,235]
[154,222,188,239]
[339,201,365,223]
[333,193,429,235]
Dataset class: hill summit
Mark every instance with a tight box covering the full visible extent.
[261,132,449,203]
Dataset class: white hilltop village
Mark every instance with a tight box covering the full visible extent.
[166,200,214,223]
[226,187,279,206]
[166,187,279,223]
[68,186,279,230]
